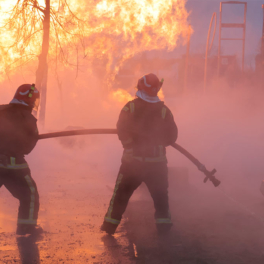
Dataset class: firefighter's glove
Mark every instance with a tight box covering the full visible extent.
[0,155,8,166]
[198,163,206,173]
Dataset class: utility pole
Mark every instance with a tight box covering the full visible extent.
[36,0,50,129]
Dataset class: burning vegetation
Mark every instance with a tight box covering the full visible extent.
[0,0,191,125]
[2,1,264,264]
[0,0,190,83]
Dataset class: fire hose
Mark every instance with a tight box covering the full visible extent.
[39,129,221,187]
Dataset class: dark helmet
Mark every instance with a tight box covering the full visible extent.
[137,73,164,96]
[11,84,40,111]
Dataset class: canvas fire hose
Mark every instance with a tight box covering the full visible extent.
[39,129,221,187]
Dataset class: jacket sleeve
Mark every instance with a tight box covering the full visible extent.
[163,108,178,146]
[117,103,133,149]
[21,115,39,155]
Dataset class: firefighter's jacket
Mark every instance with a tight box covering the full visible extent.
[0,104,38,167]
[117,98,178,163]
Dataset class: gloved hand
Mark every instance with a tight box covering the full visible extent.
[0,154,8,167]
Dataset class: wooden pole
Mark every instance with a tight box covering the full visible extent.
[36,0,50,128]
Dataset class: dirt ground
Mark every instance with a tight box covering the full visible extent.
[1,141,264,264]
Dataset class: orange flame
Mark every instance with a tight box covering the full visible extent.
[158,89,165,101]
[0,0,190,85]
[111,87,165,104]
[111,89,134,104]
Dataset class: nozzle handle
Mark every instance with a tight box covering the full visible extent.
[210,176,221,187]
[203,168,221,187]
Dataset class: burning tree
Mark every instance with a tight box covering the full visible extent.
[0,0,87,126]
[0,0,190,126]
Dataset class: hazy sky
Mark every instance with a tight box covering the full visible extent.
[185,0,263,66]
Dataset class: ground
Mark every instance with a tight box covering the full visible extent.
[1,140,264,264]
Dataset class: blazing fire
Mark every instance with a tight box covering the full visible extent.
[111,89,134,104]
[111,87,164,104]
[0,0,188,81]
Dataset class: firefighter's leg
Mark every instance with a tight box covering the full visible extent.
[3,168,40,234]
[144,163,172,233]
[102,162,142,234]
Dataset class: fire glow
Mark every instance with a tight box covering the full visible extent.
[0,0,190,79]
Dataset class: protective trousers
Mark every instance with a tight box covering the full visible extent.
[0,165,39,227]
[103,160,171,232]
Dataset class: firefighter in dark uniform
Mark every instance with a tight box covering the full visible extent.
[101,73,178,235]
[0,84,42,235]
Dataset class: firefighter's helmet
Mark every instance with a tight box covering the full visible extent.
[11,84,40,111]
[137,73,164,96]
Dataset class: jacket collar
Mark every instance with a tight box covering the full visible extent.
[136,90,161,103]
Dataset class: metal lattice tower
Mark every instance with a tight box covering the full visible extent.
[218,1,247,76]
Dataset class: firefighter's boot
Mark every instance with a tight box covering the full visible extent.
[100,221,118,235]
[156,223,173,235]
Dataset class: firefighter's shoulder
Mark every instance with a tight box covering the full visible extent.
[0,104,12,112]
[161,104,174,119]
[25,112,37,124]
[18,108,38,128]
[121,99,137,113]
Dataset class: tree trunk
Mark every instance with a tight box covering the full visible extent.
[36,0,50,128]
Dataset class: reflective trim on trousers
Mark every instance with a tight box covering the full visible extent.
[18,175,36,225]
[104,217,120,225]
[0,157,28,170]
[0,163,28,170]
[107,173,123,219]
[25,175,36,220]
[17,219,37,225]
[156,218,172,224]
[133,156,167,163]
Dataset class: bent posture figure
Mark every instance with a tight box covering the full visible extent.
[0,84,42,235]
[101,73,178,235]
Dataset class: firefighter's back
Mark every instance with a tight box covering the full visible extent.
[0,104,38,157]
[118,97,178,163]
[129,98,176,146]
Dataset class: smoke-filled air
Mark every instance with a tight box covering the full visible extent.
[1,0,264,263]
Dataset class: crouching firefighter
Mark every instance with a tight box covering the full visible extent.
[101,73,178,235]
[0,84,43,236]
